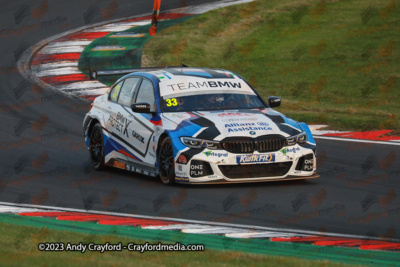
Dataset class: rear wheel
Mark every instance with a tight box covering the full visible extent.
[89,123,105,170]
[158,137,175,185]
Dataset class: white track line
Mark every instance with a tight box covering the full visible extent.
[110,21,150,27]
[315,136,400,146]
[67,88,110,96]
[85,26,136,32]
[310,125,400,143]
[31,62,78,71]
[170,0,254,14]
[38,46,86,54]
[92,26,135,32]
[47,41,93,47]
[34,67,81,77]
[0,207,44,213]
[84,21,150,32]
[142,224,207,230]
[55,81,107,90]
[1,202,397,242]
[309,125,346,135]
[182,227,255,235]
[312,130,347,135]
[226,231,305,239]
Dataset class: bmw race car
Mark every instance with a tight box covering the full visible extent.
[83,67,319,185]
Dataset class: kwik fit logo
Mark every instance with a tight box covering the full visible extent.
[237,154,275,164]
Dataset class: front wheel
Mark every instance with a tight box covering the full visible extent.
[158,137,175,185]
[89,123,105,170]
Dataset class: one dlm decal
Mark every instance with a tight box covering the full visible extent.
[190,164,203,176]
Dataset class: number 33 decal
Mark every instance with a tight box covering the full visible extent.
[166,98,178,106]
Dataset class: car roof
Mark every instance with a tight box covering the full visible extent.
[118,67,256,98]
[123,67,242,82]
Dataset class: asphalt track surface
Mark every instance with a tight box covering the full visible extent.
[0,0,399,240]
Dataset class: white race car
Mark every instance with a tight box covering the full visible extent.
[83,67,319,185]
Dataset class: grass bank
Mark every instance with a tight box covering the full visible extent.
[143,0,400,132]
[0,221,364,267]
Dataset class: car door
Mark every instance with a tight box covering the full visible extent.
[124,78,158,166]
[105,77,140,162]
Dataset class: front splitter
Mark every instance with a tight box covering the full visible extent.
[176,173,320,185]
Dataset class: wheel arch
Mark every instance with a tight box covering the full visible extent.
[86,118,101,138]
[156,132,169,161]
[84,113,105,138]
[85,117,106,170]
[156,132,176,185]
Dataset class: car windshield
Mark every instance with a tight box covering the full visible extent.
[161,93,265,112]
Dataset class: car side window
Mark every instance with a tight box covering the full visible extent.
[109,81,124,102]
[135,79,156,112]
[118,78,141,106]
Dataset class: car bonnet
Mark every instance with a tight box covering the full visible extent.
[162,108,303,141]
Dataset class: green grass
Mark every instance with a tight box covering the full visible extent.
[143,0,400,132]
[0,222,366,267]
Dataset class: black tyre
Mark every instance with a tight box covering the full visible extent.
[158,137,175,185]
[89,123,105,170]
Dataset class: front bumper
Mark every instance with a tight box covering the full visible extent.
[176,173,319,184]
[174,143,318,184]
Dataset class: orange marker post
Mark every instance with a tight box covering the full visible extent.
[149,0,161,36]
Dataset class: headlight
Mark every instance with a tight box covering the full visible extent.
[286,132,307,146]
[180,137,221,149]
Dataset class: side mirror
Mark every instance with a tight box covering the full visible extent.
[268,96,281,108]
[131,103,151,113]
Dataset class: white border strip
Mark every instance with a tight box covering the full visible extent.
[171,0,254,14]
[1,201,398,242]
